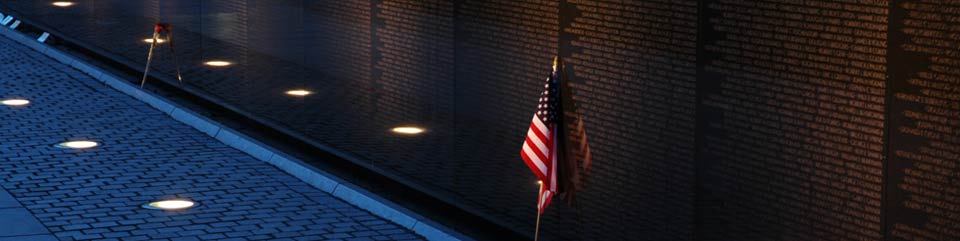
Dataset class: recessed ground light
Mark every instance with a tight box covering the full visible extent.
[142,199,196,210]
[55,140,99,149]
[1,98,30,106]
[143,38,166,44]
[51,1,75,7]
[391,126,425,135]
[285,89,312,96]
[204,60,232,67]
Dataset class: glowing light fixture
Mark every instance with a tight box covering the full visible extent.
[51,1,75,7]
[1,99,30,106]
[142,199,196,210]
[204,60,232,67]
[55,140,99,149]
[391,126,425,135]
[285,89,312,96]
[143,38,166,44]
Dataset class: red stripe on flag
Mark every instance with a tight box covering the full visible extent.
[524,138,549,168]
[520,147,547,181]
[529,122,550,145]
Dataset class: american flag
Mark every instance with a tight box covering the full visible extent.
[521,60,562,214]
[521,57,592,214]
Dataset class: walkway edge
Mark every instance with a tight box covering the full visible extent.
[0,21,469,241]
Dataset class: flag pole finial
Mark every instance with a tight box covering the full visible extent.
[553,56,559,71]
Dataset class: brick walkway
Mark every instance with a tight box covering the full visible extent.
[0,34,423,240]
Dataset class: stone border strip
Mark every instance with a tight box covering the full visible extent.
[0,189,56,241]
[0,16,469,241]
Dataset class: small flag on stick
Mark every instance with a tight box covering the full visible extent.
[521,56,592,239]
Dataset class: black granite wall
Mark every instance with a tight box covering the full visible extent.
[697,0,888,240]
[560,1,698,240]
[4,0,960,240]
[887,1,960,240]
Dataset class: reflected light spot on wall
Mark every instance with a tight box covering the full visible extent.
[285,89,312,96]
[391,126,425,135]
[204,60,232,67]
[51,2,75,7]
[1,99,30,106]
[143,38,166,44]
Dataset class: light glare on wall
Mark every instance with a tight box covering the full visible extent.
[51,2,75,7]
[391,126,425,135]
[204,60,232,67]
[285,89,312,96]
[143,38,166,44]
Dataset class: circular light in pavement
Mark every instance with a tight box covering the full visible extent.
[142,199,196,210]
[1,99,30,106]
[55,140,99,149]
[391,126,425,135]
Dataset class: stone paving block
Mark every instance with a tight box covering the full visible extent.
[213,128,242,149]
[169,108,221,136]
[14,35,44,52]
[68,59,104,80]
[42,48,74,66]
[333,185,417,229]
[411,221,457,241]
[229,133,274,161]
[135,89,176,114]
[268,154,339,193]
[243,142,275,162]
[99,74,142,100]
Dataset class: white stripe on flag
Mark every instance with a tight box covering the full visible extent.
[523,144,547,176]
[527,129,548,154]
[539,191,551,209]
[532,115,549,136]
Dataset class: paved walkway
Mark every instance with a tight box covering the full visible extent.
[0,34,423,240]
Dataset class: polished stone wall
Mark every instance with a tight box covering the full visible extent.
[697,0,887,240]
[4,0,960,240]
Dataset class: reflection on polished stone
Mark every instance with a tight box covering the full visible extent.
[391,126,425,135]
[55,140,99,149]
[203,60,232,67]
[143,38,166,44]
[1,98,30,106]
[51,2,75,7]
[285,89,311,96]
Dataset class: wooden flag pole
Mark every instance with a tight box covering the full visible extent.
[534,209,542,241]
[535,181,543,241]
[534,56,558,241]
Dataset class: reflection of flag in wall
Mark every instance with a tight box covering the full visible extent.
[521,57,592,214]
